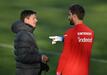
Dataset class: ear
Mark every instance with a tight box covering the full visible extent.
[73,14,77,18]
[24,17,29,23]
[73,14,78,20]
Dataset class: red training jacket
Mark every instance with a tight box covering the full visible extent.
[56,23,94,75]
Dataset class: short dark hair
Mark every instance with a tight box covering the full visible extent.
[20,10,37,22]
[69,4,85,20]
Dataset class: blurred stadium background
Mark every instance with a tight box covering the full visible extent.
[0,0,107,75]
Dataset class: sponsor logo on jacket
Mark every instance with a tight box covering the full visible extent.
[77,32,92,43]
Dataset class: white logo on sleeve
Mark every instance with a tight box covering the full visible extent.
[64,34,68,37]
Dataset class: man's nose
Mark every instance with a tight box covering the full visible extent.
[35,19,38,22]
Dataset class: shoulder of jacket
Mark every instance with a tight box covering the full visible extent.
[16,31,33,39]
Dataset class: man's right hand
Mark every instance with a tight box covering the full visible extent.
[41,55,48,63]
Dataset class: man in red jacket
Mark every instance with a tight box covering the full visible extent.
[49,4,94,75]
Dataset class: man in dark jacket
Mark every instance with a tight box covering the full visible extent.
[11,10,49,75]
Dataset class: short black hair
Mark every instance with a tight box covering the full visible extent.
[69,4,85,20]
[20,10,37,22]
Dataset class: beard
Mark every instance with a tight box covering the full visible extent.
[68,17,74,26]
[69,19,74,26]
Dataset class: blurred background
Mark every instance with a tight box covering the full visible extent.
[0,0,107,75]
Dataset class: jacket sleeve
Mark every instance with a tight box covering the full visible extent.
[56,29,73,73]
[14,31,41,64]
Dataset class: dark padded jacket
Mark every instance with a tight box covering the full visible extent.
[11,20,41,69]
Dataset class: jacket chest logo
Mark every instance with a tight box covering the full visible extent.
[77,32,92,43]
